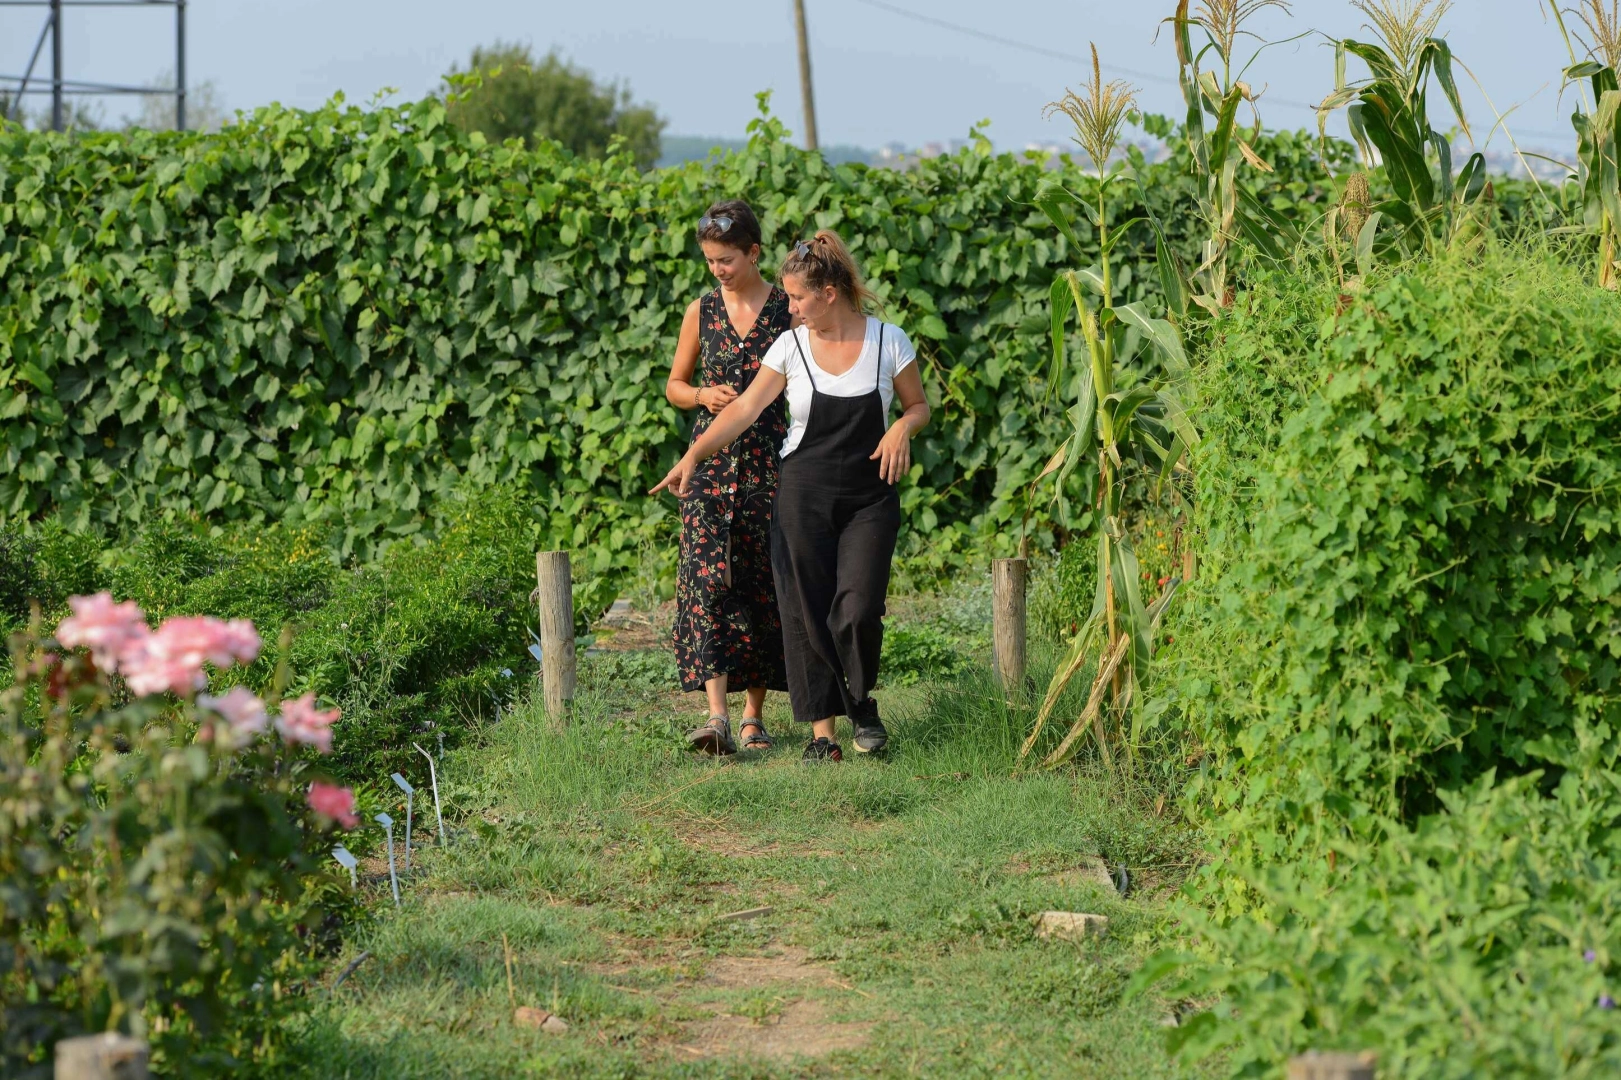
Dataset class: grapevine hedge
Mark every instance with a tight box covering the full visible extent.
[0,94,1345,581]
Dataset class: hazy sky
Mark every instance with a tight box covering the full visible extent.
[0,1,1590,152]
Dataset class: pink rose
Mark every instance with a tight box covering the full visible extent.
[120,615,264,698]
[275,693,341,753]
[307,782,358,829]
[119,634,208,697]
[146,615,262,669]
[219,619,263,664]
[197,685,268,742]
[56,592,149,670]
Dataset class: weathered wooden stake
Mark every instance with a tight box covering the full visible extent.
[992,558,1028,694]
[1286,1051,1376,1080]
[535,551,576,725]
[55,1033,149,1079]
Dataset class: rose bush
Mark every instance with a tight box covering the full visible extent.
[2,594,360,1075]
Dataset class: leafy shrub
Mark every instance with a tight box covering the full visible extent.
[32,518,107,609]
[1181,251,1621,847]
[2,599,358,1075]
[880,623,973,688]
[1164,763,1621,1077]
[0,519,108,643]
[284,491,542,780]
[0,525,40,623]
[1154,248,1621,1073]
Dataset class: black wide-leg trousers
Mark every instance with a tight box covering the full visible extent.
[771,478,901,725]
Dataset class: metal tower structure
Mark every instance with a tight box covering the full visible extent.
[2,0,187,131]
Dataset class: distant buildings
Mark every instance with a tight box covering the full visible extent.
[1478,146,1573,182]
[658,133,1580,183]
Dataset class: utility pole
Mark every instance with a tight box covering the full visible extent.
[50,0,62,131]
[792,0,819,152]
[176,0,187,130]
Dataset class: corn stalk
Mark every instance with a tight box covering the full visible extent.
[1550,2,1621,288]
[1168,0,1302,316]
[1317,0,1488,254]
[1022,48,1198,769]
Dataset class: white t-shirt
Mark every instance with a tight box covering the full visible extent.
[759,318,917,457]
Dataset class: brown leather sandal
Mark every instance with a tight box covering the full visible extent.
[686,716,736,755]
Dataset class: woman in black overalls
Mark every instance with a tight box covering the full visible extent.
[653,231,930,760]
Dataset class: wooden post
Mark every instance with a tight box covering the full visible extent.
[535,551,575,725]
[55,1033,149,1080]
[1286,1051,1375,1080]
[992,558,1027,694]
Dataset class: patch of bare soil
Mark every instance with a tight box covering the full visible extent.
[675,947,872,1062]
[591,941,874,1061]
[1043,857,1116,891]
[700,947,832,989]
[676,998,873,1062]
[672,821,785,860]
[589,598,672,653]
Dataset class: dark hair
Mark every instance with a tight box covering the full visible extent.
[779,230,880,312]
[695,199,763,253]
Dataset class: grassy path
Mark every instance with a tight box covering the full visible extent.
[282,645,1207,1078]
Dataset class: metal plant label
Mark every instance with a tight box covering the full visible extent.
[375,812,399,906]
[391,772,415,870]
[332,845,359,889]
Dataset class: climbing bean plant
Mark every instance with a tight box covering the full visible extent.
[0,94,1341,578]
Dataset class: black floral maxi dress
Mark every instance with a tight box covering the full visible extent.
[672,287,792,692]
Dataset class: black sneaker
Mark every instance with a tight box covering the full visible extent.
[852,719,888,755]
[802,737,843,762]
[850,700,888,755]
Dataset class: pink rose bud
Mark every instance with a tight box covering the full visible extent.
[307,782,359,829]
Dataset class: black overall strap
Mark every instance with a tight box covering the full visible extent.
[873,323,885,392]
[791,328,819,392]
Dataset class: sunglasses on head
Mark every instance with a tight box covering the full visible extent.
[698,214,734,234]
[794,240,815,259]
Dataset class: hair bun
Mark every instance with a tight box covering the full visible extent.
[780,229,882,315]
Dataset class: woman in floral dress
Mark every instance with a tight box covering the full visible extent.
[662,200,791,754]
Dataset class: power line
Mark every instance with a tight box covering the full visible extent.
[847,0,1579,145]
[848,0,1321,112]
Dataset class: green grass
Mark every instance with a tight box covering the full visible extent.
[275,601,1207,1078]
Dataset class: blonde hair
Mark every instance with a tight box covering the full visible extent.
[779,230,881,313]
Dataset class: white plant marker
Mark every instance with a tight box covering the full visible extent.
[391,772,415,870]
[375,812,399,906]
[414,742,446,843]
[332,845,358,889]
